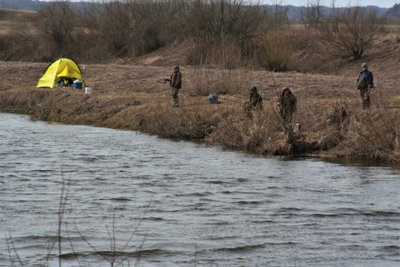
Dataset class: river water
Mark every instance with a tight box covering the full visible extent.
[1,113,400,267]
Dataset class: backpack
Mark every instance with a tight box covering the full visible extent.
[357,72,368,89]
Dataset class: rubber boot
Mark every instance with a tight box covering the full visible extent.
[173,97,179,107]
[364,100,367,109]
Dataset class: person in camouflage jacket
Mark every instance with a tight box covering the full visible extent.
[278,87,297,124]
[165,66,182,107]
[356,63,374,109]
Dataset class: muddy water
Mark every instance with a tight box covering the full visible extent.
[1,113,400,267]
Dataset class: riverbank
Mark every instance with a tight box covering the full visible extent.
[1,61,399,162]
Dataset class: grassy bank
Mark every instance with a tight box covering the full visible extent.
[1,61,399,162]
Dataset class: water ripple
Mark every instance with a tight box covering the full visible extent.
[2,113,400,267]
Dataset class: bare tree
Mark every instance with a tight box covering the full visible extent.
[184,0,264,44]
[319,6,379,60]
[78,0,182,59]
[183,0,266,67]
[270,0,288,31]
[37,1,76,58]
[301,0,323,28]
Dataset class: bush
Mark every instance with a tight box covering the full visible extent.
[184,0,266,68]
[36,1,77,59]
[257,32,294,71]
[319,7,379,60]
[341,110,400,161]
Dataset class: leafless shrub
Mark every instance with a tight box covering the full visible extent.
[185,0,263,43]
[141,103,223,139]
[207,108,284,153]
[79,0,183,60]
[72,207,148,267]
[0,28,39,61]
[301,0,324,28]
[342,110,400,161]
[257,32,294,71]
[341,89,400,161]
[36,1,77,59]
[6,174,149,266]
[184,0,266,67]
[319,6,380,60]
[6,234,24,266]
[270,0,289,31]
[0,0,186,62]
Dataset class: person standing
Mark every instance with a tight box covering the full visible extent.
[278,87,297,124]
[356,62,374,109]
[165,66,182,107]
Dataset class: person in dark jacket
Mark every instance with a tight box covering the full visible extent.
[356,62,374,109]
[249,86,263,110]
[165,66,182,107]
[278,87,297,124]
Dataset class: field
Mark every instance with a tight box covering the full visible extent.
[1,7,400,162]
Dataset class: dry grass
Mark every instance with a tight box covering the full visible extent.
[1,16,400,162]
[189,67,255,96]
[1,60,398,162]
[0,9,35,34]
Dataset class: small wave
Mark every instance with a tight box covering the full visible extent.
[311,213,341,218]
[250,219,274,224]
[363,210,400,217]
[88,248,169,258]
[378,245,400,251]
[143,216,164,221]
[206,180,225,184]
[59,252,85,260]
[31,169,53,173]
[110,197,131,202]
[13,234,64,243]
[310,209,400,218]
[175,192,211,197]
[215,243,264,252]
[338,244,366,251]
[58,249,154,260]
[205,220,230,226]
[234,200,261,205]
[275,207,302,213]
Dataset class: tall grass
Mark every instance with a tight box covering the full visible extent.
[340,88,400,161]
[257,32,294,72]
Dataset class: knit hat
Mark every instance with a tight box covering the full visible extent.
[250,86,257,92]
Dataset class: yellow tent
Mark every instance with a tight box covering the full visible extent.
[36,58,84,88]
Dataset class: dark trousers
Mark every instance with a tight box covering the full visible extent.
[359,88,370,109]
[172,87,179,106]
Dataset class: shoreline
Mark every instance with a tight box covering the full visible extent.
[1,62,399,164]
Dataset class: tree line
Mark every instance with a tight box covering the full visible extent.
[0,0,393,70]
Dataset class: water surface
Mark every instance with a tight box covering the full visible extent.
[1,113,400,266]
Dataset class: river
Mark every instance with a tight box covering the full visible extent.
[1,113,400,267]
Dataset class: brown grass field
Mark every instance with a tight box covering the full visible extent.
[1,9,400,162]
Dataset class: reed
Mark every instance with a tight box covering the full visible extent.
[339,88,400,162]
